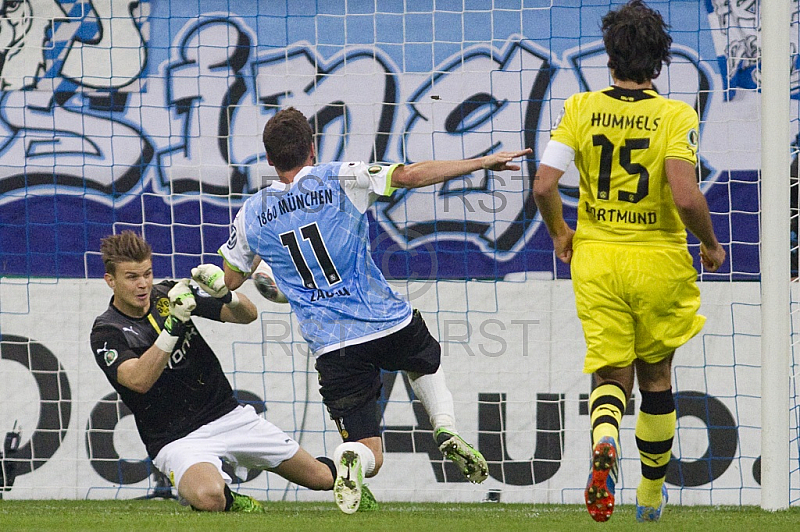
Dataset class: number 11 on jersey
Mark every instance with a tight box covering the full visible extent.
[279,222,342,289]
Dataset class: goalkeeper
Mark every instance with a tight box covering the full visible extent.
[89,231,336,512]
[217,106,530,514]
[533,0,726,524]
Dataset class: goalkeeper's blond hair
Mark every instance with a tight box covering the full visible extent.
[100,231,152,275]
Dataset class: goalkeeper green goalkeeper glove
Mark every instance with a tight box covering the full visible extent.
[191,263,239,307]
[154,279,196,353]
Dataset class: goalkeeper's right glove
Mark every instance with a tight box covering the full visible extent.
[191,263,239,307]
[154,279,196,353]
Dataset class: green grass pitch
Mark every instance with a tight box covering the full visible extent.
[2,500,800,531]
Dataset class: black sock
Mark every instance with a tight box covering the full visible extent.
[636,389,676,506]
[317,456,337,490]
[223,484,235,511]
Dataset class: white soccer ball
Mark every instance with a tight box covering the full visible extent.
[252,261,289,304]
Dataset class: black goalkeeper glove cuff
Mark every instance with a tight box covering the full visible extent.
[217,291,233,305]
[163,315,187,337]
[155,315,187,353]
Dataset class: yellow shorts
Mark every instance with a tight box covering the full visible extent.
[571,241,705,374]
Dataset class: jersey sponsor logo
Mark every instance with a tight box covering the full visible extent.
[122,326,139,336]
[226,226,238,250]
[167,325,198,369]
[156,298,170,317]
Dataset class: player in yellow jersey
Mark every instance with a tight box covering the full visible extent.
[533,0,726,524]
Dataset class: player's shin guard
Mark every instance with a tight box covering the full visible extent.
[408,368,456,432]
[589,382,627,448]
[635,388,675,508]
[411,370,487,485]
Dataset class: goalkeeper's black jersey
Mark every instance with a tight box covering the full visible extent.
[90,280,238,459]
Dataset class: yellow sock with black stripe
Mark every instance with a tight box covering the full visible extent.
[589,382,627,448]
[636,388,675,508]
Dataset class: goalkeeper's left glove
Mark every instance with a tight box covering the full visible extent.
[155,279,196,353]
[191,263,239,307]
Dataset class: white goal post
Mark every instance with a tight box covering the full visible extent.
[760,0,792,512]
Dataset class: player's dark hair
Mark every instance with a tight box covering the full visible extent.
[100,231,152,275]
[601,0,672,83]
[262,107,314,172]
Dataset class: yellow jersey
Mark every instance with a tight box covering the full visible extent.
[550,86,699,247]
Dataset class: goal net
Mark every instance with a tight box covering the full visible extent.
[0,0,795,507]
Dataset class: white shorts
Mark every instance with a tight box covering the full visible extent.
[153,405,300,490]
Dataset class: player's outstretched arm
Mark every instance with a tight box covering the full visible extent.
[390,148,532,189]
[117,279,196,394]
[192,263,257,323]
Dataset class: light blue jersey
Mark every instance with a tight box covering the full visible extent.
[220,161,413,356]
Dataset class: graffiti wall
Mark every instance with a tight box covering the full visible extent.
[0,0,787,280]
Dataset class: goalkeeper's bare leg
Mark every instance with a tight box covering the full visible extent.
[177,448,334,512]
[178,462,244,512]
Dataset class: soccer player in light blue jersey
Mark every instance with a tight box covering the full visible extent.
[217,107,530,513]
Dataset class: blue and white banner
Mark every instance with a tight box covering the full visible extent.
[0,0,789,279]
